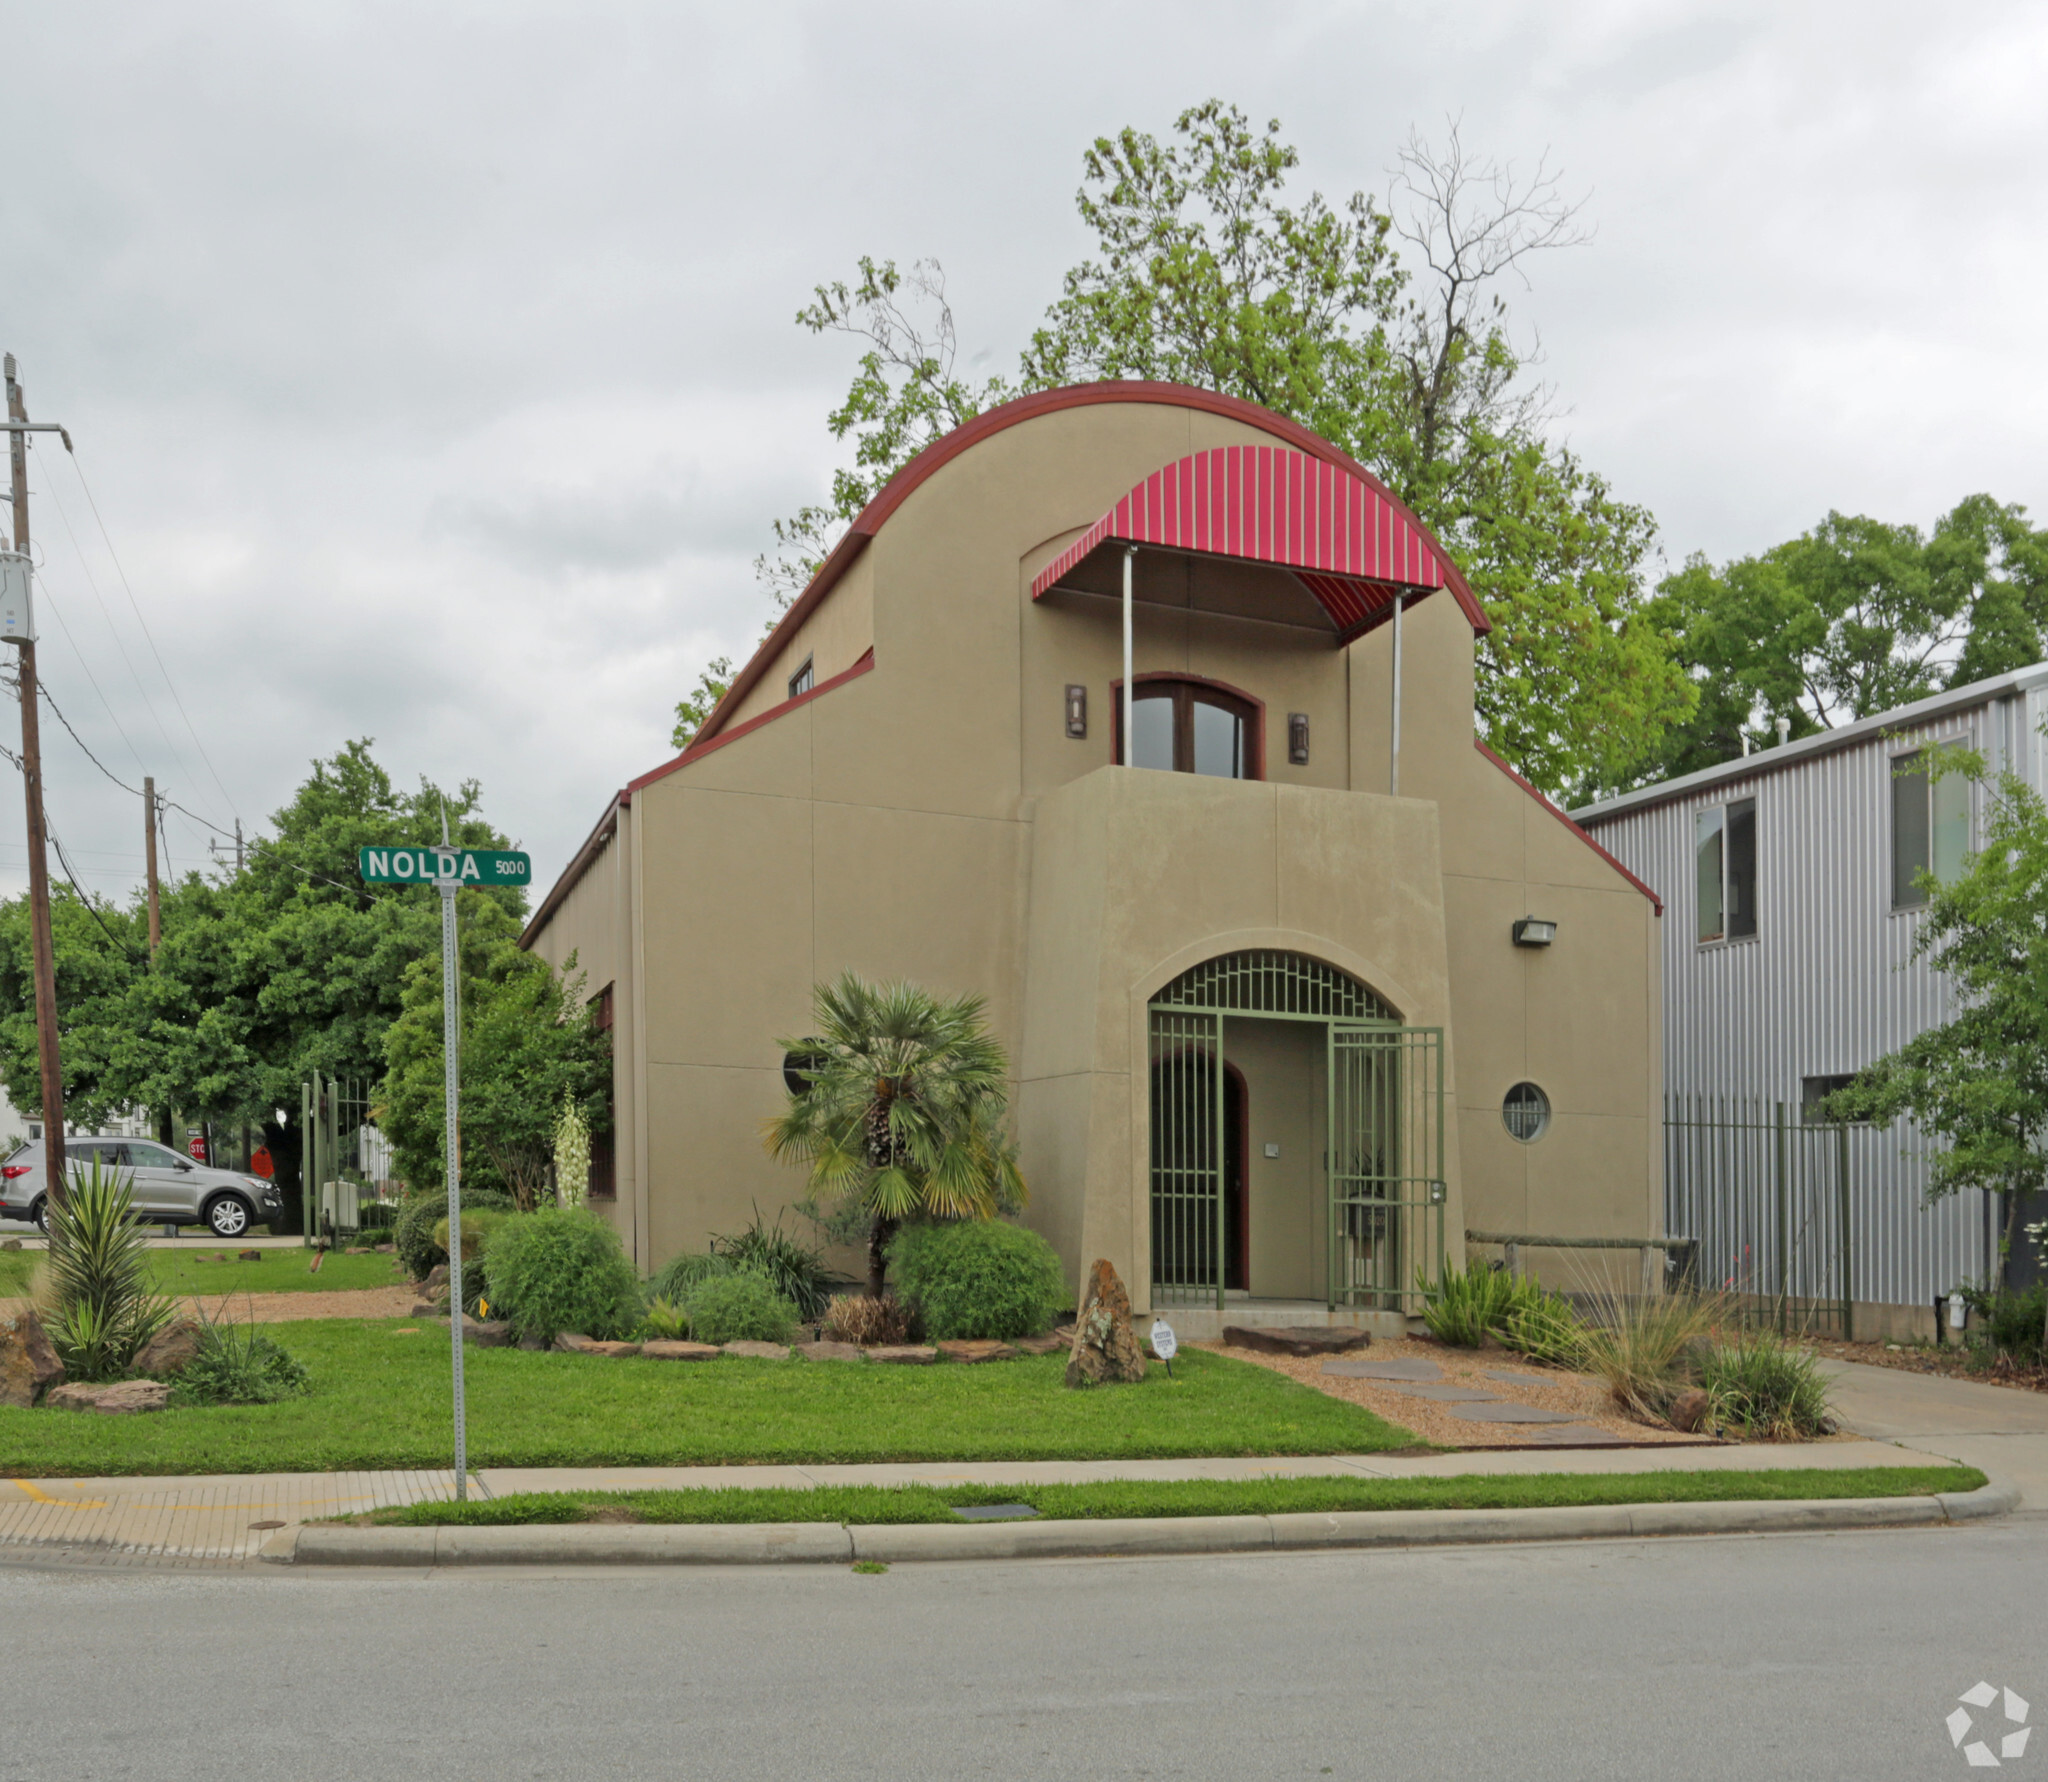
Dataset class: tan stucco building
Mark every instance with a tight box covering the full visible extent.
[525,382,1664,1327]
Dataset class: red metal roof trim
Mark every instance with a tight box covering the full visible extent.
[1032,446,1449,631]
[632,647,875,791]
[691,381,1486,754]
[1474,740,1664,915]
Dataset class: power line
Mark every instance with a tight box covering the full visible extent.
[28,674,241,843]
[9,541,151,782]
[0,740,141,958]
[65,447,240,827]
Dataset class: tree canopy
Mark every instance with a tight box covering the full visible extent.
[734,103,1692,796]
[1633,497,2048,788]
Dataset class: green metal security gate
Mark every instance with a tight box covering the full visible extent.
[1146,950,1445,1311]
[1329,1023,1445,1312]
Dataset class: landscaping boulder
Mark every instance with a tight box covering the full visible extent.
[517,1332,547,1351]
[460,1318,512,1348]
[1013,1329,1070,1356]
[237,1249,262,1262]
[937,1338,1017,1364]
[48,1379,171,1414]
[552,1333,641,1356]
[721,1340,792,1360]
[0,1311,64,1409]
[641,1340,720,1361]
[133,1319,205,1378]
[409,1301,441,1318]
[0,1236,21,1251]
[1065,1260,1146,1387]
[1666,1388,1712,1434]
[865,1344,938,1365]
[793,1341,863,1362]
[1222,1324,1371,1358]
[424,1264,450,1291]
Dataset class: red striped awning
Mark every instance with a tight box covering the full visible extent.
[1031,445,1450,635]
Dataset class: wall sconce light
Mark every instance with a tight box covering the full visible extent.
[1288,712,1310,765]
[1512,917,1557,948]
[1065,684,1087,739]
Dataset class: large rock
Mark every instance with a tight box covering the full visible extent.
[423,1264,450,1291]
[937,1338,1017,1364]
[460,1318,512,1348]
[792,1341,864,1362]
[1666,1387,1712,1434]
[1013,1329,1071,1356]
[1065,1261,1147,1387]
[1222,1324,1371,1358]
[0,1311,65,1408]
[48,1379,170,1414]
[721,1340,792,1360]
[641,1340,720,1361]
[134,1320,204,1378]
[865,1344,938,1365]
[553,1332,642,1355]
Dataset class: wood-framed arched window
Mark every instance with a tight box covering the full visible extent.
[1112,674,1265,780]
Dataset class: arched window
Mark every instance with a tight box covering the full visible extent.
[1115,677,1262,779]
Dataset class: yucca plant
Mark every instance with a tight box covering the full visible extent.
[765,974,1026,1297]
[1416,1257,1521,1346]
[41,1158,175,1381]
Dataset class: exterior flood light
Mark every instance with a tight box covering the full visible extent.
[1512,917,1557,948]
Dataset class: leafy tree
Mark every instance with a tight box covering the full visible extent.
[750,104,1691,795]
[381,901,612,1209]
[1634,497,2048,786]
[1824,741,2048,1335]
[671,655,734,750]
[764,973,1025,1298]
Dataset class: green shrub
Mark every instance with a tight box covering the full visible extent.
[641,1296,690,1341]
[684,1271,798,1345]
[1502,1287,1586,1366]
[394,1190,514,1282]
[41,1159,174,1381]
[1698,1329,1833,1438]
[888,1220,1067,1341]
[482,1208,642,1344]
[710,1207,836,1320]
[1417,1258,1520,1347]
[647,1250,735,1307]
[170,1317,311,1407]
[432,1209,514,1264]
[1959,1281,2048,1362]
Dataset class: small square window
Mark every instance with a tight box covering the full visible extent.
[787,657,815,700]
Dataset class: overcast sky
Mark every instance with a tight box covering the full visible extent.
[0,0,2042,905]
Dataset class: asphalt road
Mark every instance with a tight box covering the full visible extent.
[1,1522,2040,1781]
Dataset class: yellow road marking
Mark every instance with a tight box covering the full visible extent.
[8,1480,107,1509]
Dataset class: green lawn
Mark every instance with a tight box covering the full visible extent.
[369,1465,1988,1527]
[0,1318,1415,1476]
[143,1247,405,1297]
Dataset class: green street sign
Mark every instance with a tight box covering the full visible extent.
[358,846,532,887]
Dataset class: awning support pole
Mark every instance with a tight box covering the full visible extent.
[1122,546,1136,766]
[1390,593,1404,797]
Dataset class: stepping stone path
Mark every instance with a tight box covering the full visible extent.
[1387,1382,1503,1403]
[1483,1369,1554,1388]
[1322,1356,1443,1382]
[1448,1402,1581,1423]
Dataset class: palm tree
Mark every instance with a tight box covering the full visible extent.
[765,973,1026,1297]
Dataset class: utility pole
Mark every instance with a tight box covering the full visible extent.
[209,815,244,875]
[3,355,69,1204]
[143,776,161,953]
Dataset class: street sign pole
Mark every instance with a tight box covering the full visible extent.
[439,854,466,1501]
[358,838,530,1502]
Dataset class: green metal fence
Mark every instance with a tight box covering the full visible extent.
[300,1074,394,1245]
[1665,1093,1854,1339]
[1145,950,1445,1312]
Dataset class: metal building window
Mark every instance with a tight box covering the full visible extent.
[1695,795,1757,944]
[1891,748,1970,909]
[787,657,815,700]
[1502,1081,1550,1142]
[1115,680,1258,779]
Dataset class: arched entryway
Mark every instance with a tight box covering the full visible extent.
[1147,949,1445,1313]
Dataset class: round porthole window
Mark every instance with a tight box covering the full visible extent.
[1502,1081,1550,1142]
[783,1047,828,1098]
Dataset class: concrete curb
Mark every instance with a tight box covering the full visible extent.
[264,1481,2018,1567]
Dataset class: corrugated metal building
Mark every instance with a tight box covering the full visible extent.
[1573,663,2048,1317]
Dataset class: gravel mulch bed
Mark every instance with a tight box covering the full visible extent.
[1201,1335,1712,1448]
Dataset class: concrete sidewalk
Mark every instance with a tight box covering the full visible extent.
[0,1438,1969,1566]
[1822,1358,2048,1509]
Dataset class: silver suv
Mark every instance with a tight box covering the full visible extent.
[0,1137,283,1238]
